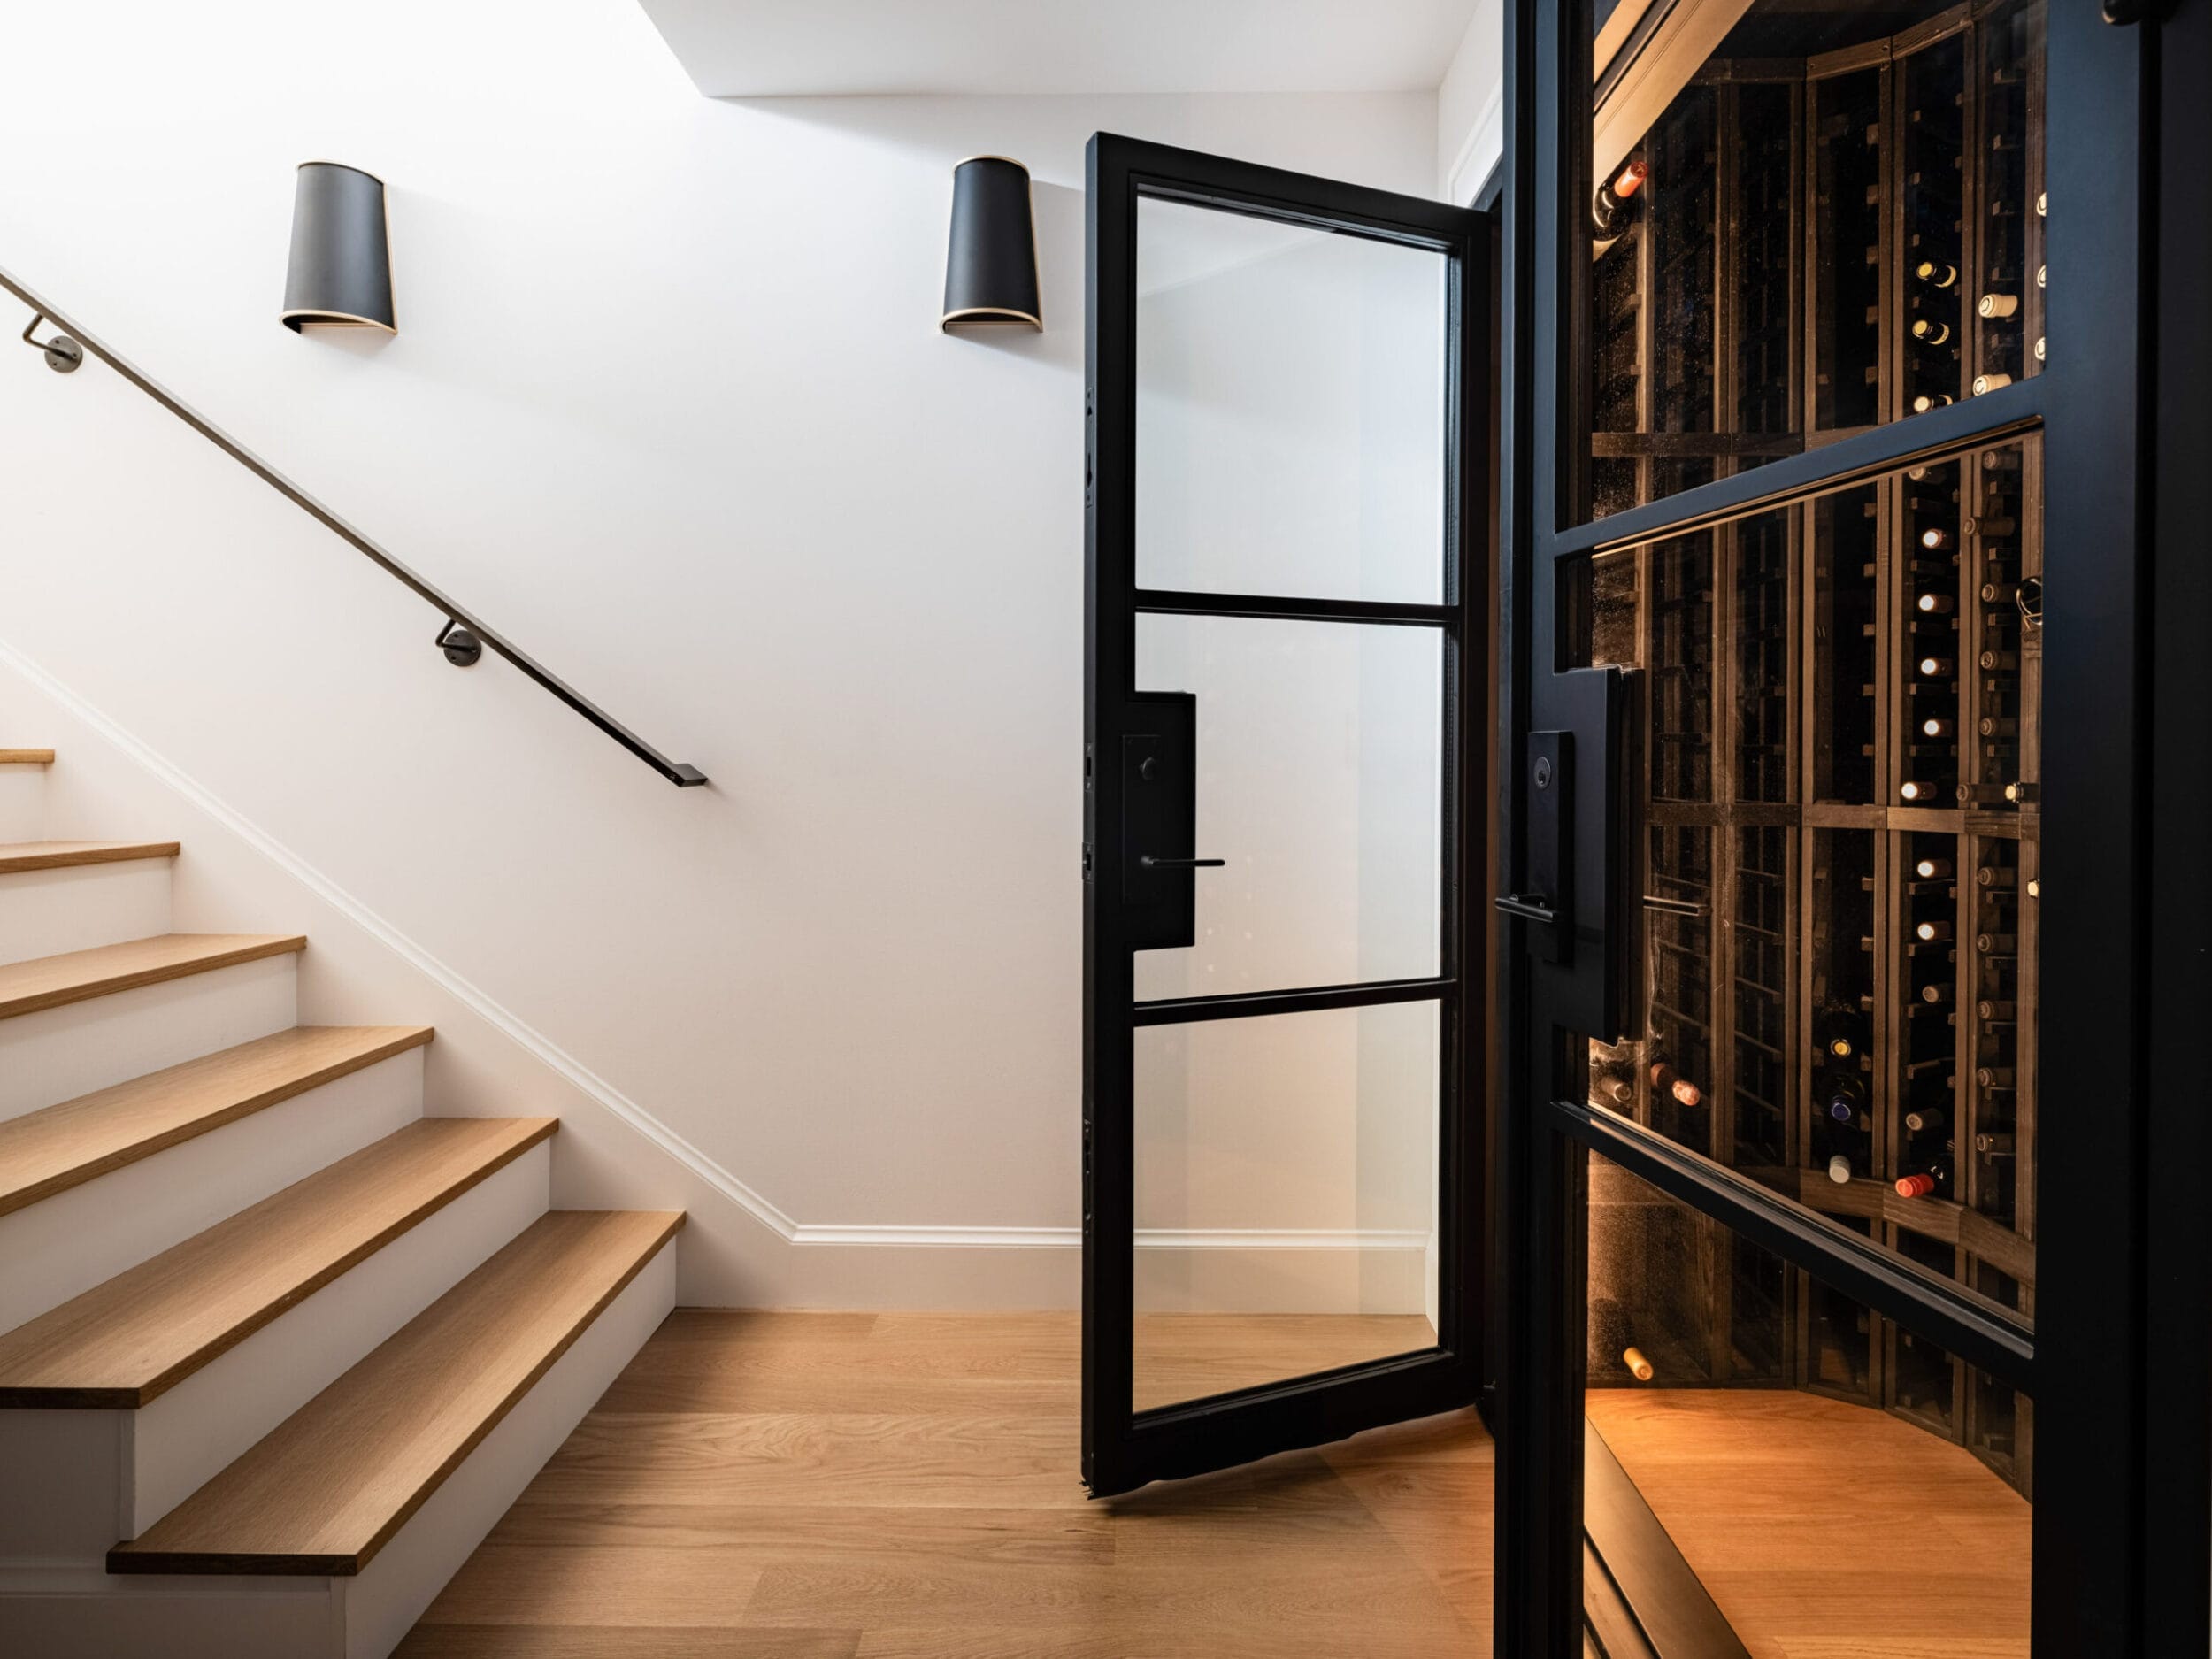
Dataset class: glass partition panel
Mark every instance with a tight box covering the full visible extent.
[1583,0,2046,524]
[1133,1002,1440,1411]
[1571,439,2041,1320]
[1584,1151,2032,1655]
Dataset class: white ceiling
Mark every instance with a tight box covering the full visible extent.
[636,0,1483,97]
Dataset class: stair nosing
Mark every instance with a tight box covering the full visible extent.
[106,1209,685,1577]
[0,1116,558,1409]
[0,933,309,1022]
[0,1025,437,1218]
[0,841,181,875]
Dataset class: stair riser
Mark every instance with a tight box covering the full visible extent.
[0,769,41,843]
[0,1048,426,1333]
[0,1563,336,1659]
[133,1139,553,1537]
[0,956,296,1122]
[0,862,173,967]
[0,1140,549,1562]
[0,1236,675,1659]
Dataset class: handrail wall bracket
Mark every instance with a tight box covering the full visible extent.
[19,311,82,373]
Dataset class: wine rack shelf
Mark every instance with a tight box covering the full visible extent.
[1581,0,2044,1501]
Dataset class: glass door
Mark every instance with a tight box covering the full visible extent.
[1497,0,2170,1654]
[1082,134,1491,1496]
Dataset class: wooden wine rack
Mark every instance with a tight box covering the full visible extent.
[1581,0,2044,1499]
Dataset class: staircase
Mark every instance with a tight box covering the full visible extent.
[0,744,684,1657]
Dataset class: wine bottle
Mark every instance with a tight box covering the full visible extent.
[1917,593,1957,617]
[2037,190,2047,218]
[2035,335,2047,364]
[1980,581,2019,604]
[1920,982,1953,1005]
[1916,259,1960,288]
[1647,1060,1702,1107]
[2026,877,2041,899]
[1917,655,1955,678]
[1976,1064,2016,1088]
[1912,393,1955,413]
[1594,1073,1635,1109]
[1921,717,1957,739]
[1920,527,1955,552]
[1904,1105,1947,1133]
[1592,159,1648,238]
[1967,515,2016,538]
[1825,1074,1870,1119]
[1957,783,2008,806]
[1912,319,1953,346]
[1895,1156,1954,1199]
[1978,716,2017,738]
[1974,373,2014,395]
[1916,919,1953,942]
[1975,1132,2017,1156]
[1978,998,2017,1020]
[1977,932,2018,954]
[1979,649,2020,671]
[1827,1153,1855,1185]
[1915,856,1954,879]
[2005,780,2039,804]
[1978,293,2021,319]
[1977,866,2016,889]
[1816,1007,1866,1062]
[2037,263,2047,289]
[1622,1346,1655,1382]
[1900,780,1941,803]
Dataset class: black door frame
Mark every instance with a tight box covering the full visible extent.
[1081,132,1492,1499]
[1491,0,2206,1654]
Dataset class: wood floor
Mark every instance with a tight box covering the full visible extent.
[1585,1388,2032,1659]
[400,1310,1494,1658]
[1131,1311,1438,1412]
[402,1315,2032,1658]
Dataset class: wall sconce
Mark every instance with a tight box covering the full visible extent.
[941,157,1041,333]
[282,161,395,334]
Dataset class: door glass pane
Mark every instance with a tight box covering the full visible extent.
[1571,438,2041,1323]
[1583,0,2047,524]
[1133,614,1442,1002]
[1133,1002,1440,1412]
[1583,1150,2032,1654]
[1135,196,1448,602]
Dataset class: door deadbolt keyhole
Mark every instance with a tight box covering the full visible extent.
[1139,756,1159,782]
[1533,756,1554,790]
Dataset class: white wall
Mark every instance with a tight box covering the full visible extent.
[1438,0,1507,202]
[0,0,1444,1306]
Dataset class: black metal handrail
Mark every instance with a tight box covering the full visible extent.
[2,265,707,787]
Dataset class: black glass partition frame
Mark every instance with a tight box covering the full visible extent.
[1495,0,2178,1655]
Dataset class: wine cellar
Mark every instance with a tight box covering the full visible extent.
[1576,0,2045,1501]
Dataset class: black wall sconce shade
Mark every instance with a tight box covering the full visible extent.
[282,161,395,334]
[941,156,1041,332]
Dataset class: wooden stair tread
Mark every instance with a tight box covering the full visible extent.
[0,1025,435,1218]
[110,1209,683,1577]
[0,1117,556,1407]
[0,933,307,1021]
[0,841,180,874]
[0,749,55,765]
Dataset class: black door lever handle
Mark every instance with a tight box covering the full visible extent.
[1140,856,1226,869]
[1494,891,1557,924]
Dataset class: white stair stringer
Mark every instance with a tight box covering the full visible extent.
[0,1138,552,1567]
[0,857,173,967]
[0,1046,426,1333]
[0,1233,677,1659]
[0,952,296,1122]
